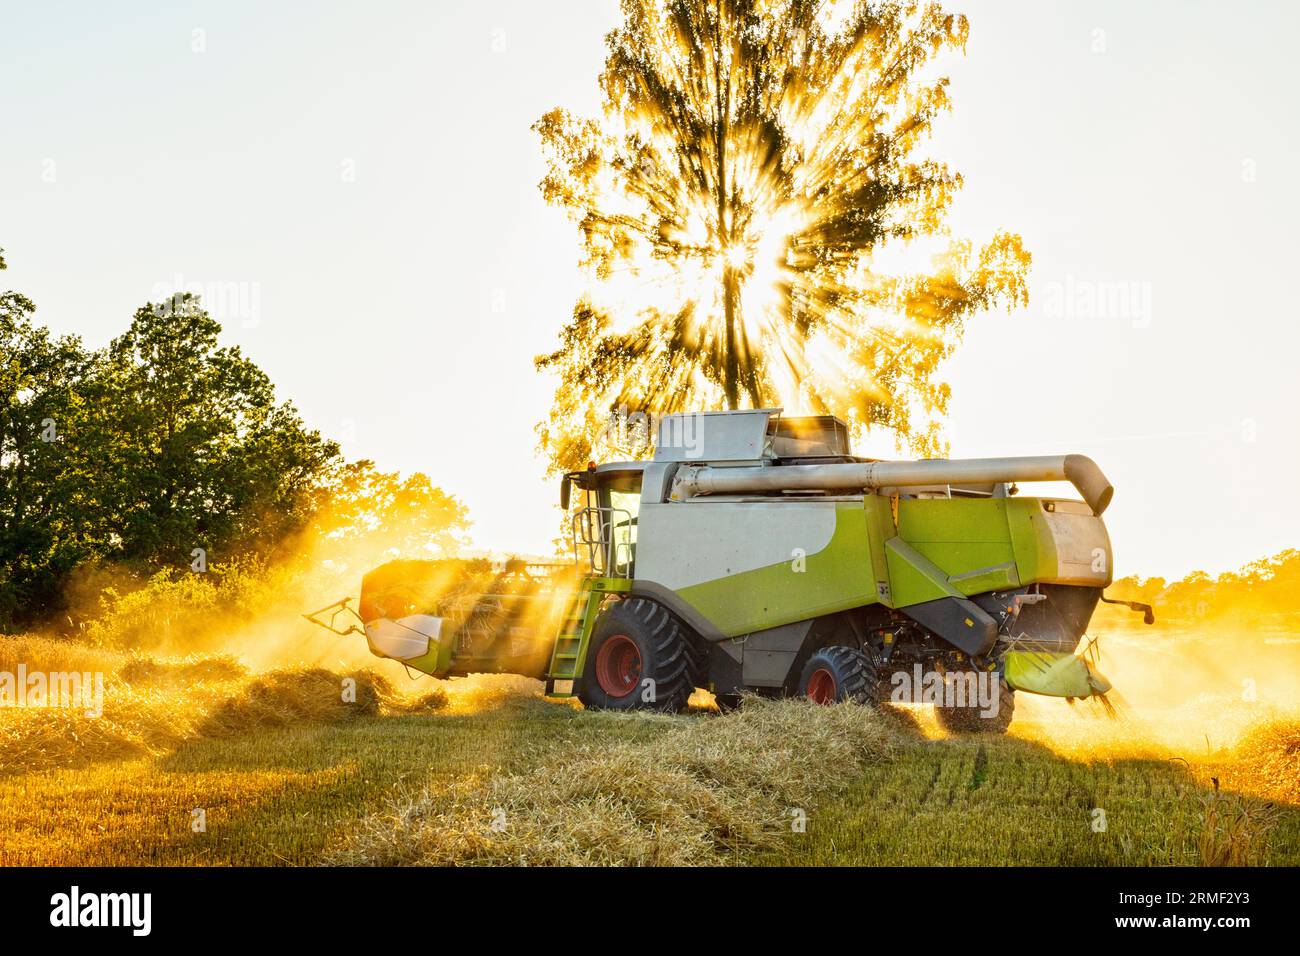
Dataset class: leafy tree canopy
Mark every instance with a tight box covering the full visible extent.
[0,273,342,629]
[2,244,478,633]
[93,293,340,568]
[302,459,472,573]
[535,0,1030,471]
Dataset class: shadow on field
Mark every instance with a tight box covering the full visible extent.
[5,677,1295,866]
[756,724,1300,867]
[138,700,638,865]
[0,665,449,781]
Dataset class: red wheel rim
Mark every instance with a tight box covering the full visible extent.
[595,635,642,697]
[806,668,836,704]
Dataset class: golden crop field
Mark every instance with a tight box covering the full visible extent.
[2,628,1296,867]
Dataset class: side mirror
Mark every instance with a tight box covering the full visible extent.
[560,475,571,511]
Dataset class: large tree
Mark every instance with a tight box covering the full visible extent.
[534,0,1030,470]
[92,293,340,568]
[0,265,98,624]
[0,271,342,628]
[1,246,481,633]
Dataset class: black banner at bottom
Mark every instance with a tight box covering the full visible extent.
[0,866,1287,941]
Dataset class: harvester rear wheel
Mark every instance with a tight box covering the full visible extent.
[796,646,879,705]
[934,676,1015,734]
[579,598,694,712]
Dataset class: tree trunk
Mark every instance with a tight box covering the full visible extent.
[714,0,737,410]
[723,264,739,410]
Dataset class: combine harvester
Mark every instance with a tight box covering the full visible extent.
[307,409,1151,732]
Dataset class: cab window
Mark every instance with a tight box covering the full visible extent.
[595,472,641,576]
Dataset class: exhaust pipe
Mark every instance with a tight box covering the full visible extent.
[671,454,1114,516]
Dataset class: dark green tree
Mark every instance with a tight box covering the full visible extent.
[0,260,343,629]
[94,293,339,569]
[0,264,98,625]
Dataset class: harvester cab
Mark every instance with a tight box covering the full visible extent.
[308,408,1152,733]
[565,464,645,579]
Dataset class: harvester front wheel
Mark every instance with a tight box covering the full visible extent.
[796,646,879,705]
[579,598,694,712]
[934,676,1015,735]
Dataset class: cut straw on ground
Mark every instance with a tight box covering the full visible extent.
[331,697,906,866]
[5,634,1298,867]
[0,635,448,774]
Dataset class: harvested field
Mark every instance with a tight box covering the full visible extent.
[1,631,1297,867]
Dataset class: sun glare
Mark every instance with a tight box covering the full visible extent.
[723,243,751,272]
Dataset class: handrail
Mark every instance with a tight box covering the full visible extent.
[570,506,634,578]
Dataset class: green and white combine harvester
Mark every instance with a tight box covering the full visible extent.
[307,409,1153,732]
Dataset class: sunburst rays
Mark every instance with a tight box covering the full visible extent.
[534,0,1030,471]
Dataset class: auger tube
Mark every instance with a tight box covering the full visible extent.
[672,454,1114,515]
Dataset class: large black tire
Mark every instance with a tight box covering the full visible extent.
[578,598,695,712]
[795,646,879,705]
[683,633,708,690]
[934,675,1015,734]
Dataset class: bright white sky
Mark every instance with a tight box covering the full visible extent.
[2,0,1297,580]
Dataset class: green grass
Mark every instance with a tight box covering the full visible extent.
[0,697,665,865]
[3,694,1296,866]
[755,735,1298,865]
[3,634,1296,866]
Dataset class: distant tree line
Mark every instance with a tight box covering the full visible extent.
[1106,549,1300,625]
[0,246,465,633]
